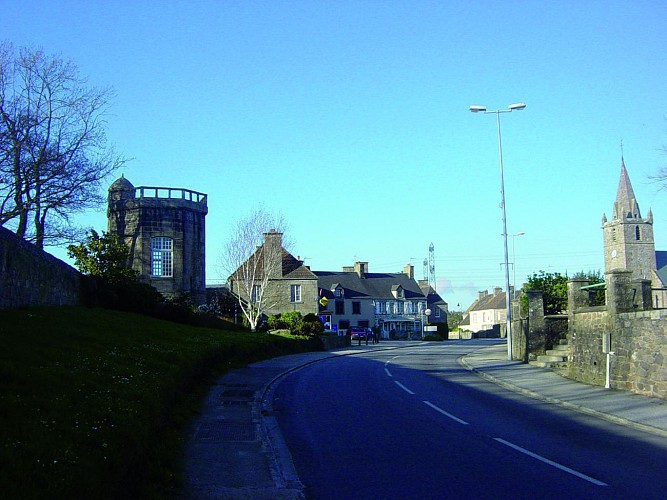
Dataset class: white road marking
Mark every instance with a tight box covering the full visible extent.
[394,381,415,395]
[423,401,469,425]
[494,438,608,486]
[384,368,393,377]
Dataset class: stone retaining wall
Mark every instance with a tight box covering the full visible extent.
[0,226,82,308]
[568,276,667,399]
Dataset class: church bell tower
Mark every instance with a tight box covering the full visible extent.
[602,158,656,279]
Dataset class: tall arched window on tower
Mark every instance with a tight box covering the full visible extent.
[635,225,641,241]
[151,237,173,277]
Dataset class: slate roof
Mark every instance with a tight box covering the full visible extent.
[281,250,317,279]
[656,251,667,285]
[229,246,316,281]
[468,291,507,312]
[315,271,425,300]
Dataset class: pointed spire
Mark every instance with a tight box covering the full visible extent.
[613,157,641,220]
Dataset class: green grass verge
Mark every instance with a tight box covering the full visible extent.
[0,306,319,498]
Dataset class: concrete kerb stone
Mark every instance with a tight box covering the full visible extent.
[458,346,667,439]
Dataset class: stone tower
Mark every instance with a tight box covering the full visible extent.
[602,158,656,279]
[107,175,208,304]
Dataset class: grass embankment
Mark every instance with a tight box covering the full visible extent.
[0,307,319,498]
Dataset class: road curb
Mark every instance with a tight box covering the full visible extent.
[458,349,667,439]
[257,342,427,496]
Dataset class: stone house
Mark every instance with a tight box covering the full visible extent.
[315,262,427,338]
[227,230,318,320]
[460,287,508,333]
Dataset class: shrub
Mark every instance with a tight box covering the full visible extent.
[301,313,324,336]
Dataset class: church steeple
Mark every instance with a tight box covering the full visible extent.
[602,156,656,279]
[612,157,641,220]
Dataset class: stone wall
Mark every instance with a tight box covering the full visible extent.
[0,226,82,308]
[509,292,568,362]
[613,309,667,398]
[567,308,609,387]
[568,275,667,399]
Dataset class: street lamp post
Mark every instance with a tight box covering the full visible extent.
[511,232,525,299]
[470,102,526,361]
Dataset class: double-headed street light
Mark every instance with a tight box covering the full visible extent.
[470,102,526,361]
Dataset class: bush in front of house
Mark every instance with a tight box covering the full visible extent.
[268,312,324,336]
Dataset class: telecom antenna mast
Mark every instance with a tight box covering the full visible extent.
[428,243,436,291]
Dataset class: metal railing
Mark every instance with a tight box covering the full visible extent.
[134,186,207,204]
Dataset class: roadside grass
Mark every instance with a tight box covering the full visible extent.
[0,306,319,498]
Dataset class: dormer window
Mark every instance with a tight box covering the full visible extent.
[391,285,404,299]
[334,287,343,298]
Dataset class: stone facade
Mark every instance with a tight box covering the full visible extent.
[228,231,319,319]
[107,176,208,304]
[0,226,82,308]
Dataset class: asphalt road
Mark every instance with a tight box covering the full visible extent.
[272,340,667,499]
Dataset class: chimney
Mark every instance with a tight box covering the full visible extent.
[262,229,283,278]
[354,261,368,278]
[478,290,489,301]
[493,287,503,296]
[403,263,414,280]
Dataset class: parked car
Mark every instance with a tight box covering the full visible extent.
[349,326,370,345]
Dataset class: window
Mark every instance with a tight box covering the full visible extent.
[635,225,641,240]
[290,284,301,303]
[335,300,344,315]
[334,287,343,298]
[352,301,361,314]
[375,301,383,314]
[251,285,261,303]
[151,237,173,277]
[435,308,441,318]
[405,302,413,314]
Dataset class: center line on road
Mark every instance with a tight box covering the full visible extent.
[394,381,415,394]
[384,368,393,377]
[494,438,608,486]
[423,401,469,425]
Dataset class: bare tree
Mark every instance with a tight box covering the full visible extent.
[651,144,667,190]
[222,208,290,332]
[0,44,126,249]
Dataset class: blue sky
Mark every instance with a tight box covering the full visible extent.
[5,0,667,310]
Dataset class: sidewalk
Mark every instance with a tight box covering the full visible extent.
[459,342,667,438]
[181,342,418,499]
[181,340,667,498]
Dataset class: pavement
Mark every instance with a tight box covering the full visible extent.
[181,340,667,499]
